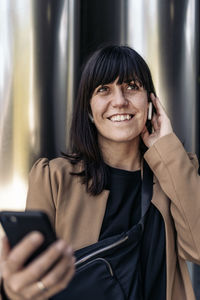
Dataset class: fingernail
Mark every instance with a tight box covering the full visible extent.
[30,231,44,242]
[64,246,73,256]
[67,246,73,255]
[71,256,76,264]
[55,240,66,251]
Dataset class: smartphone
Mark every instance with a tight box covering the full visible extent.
[0,210,57,265]
[146,92,156,133]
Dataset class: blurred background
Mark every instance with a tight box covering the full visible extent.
[0,0,199,297]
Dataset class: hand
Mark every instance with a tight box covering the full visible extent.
[141,93,173,148]
[0,232,75,300]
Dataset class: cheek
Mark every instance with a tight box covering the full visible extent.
[143,105,148,124]
[144,103,148,117]
[135,97,148,114]
[90,101,98,118]
[90,98,106,119]
[136,99,148,125]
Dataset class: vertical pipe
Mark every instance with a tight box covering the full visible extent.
[0,1,38,210]
[0,0,79,210]
[79,0,126,68]
[52,0,79,153]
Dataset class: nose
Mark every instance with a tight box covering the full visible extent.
[111,86,128,108]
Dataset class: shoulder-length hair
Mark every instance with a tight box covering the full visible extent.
[64,45,156,195]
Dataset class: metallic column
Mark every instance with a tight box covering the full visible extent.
[0,0,38,210]
[52,0,79,152]
[127,0,198,153]
[0,0,78,210]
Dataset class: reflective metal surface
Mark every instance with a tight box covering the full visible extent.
[53,0,79,151]
[0,0,78,210]
[127,0,198,153]
[0,1,36,210]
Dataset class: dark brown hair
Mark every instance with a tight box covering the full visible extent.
[64,45,156,195]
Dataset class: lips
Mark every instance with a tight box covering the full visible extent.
[108,114,134,122]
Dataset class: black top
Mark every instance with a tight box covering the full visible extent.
[99,165,166,300]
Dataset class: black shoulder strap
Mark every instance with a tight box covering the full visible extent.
[139,160,153,227]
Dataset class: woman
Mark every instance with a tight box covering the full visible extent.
[1,45,200,299]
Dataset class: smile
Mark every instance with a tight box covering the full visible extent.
[108,114,134,122]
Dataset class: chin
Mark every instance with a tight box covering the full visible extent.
[98,127,142,145]
[103,134,140,144]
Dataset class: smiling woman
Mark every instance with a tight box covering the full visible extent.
[1,45,200,300]
[90,78,149,171]
[67,45,157,194]
[90,78,148,149]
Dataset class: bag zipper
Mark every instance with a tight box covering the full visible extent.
[75,235,128,267]
[77,257,114,277]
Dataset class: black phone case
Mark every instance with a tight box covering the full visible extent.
[0,210,57,265]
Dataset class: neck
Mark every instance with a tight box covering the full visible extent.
[99,137,141,171]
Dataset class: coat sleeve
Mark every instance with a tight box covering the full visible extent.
[144,133,200,264]
[0,159,58,300]
[26,158,57,228]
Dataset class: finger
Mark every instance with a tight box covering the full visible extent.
[40,263,75,300]
[41,251,75,288]
[151,113,159,131]
[150,93,167,116]
[1,236,11,260]
[150,93,160,115]
[141,125,148,136]
[41,249,75,288]
[140,126,150,144]
[2,232,44,277]
[18,240,72,286]
[4,240,68,295]
[23,251,75,299]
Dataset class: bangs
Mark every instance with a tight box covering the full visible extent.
[87,46,150,94]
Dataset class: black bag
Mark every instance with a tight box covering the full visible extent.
[50,161,153,300]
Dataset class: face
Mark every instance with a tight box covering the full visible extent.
[90,78,148,147]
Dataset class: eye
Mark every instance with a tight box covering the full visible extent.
[126,82,139,90]
[96,85,109,93]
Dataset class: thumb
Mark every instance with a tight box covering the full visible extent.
[141,126,151,148]
[141,125,149,139]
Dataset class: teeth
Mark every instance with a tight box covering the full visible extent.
[110,114,132,122]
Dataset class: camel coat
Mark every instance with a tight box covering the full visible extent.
[26,133,200,300]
